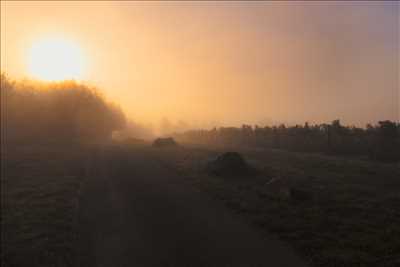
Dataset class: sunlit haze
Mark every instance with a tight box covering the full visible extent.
[2,4,400,264]
[28,37,85,81]
[1,1,399,128]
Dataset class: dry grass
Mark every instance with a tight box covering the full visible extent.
[156,144,400,267]
[1,144,90,267]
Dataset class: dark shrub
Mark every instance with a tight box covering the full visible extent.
[152,137,178,147]
[206,152,254,177]
[1,74,126,145]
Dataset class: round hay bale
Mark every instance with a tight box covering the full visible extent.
[152,137,178,147]
[206,152,254,177]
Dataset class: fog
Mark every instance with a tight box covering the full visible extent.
[1,75,126,144]
[1,1,399,131]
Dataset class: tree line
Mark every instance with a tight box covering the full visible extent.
[174,119,400,162]
[1,74,126,146]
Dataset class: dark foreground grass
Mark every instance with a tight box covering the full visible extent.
[1,144,90,267]
[156,144,400,267]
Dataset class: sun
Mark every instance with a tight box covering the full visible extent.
[28,37,85,81]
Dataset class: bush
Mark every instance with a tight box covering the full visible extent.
[1,74,126,145]
[152,137,178,147]
[206,152,255,177]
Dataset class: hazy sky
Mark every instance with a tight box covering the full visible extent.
[1,1,399,128]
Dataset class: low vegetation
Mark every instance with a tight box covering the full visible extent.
[1,144,91,267]
[156,144,400,267]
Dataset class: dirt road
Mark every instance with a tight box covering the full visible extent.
[77,146,307,267]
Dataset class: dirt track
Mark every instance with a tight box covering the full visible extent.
[77,145,307,267]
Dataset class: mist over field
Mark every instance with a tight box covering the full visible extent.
[2,72,399,163]
[1,74,126,145]
[1,2,400,267]
[1,1,399,128]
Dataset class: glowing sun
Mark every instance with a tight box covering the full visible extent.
[28,37,85,81]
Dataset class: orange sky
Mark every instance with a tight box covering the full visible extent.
[1,1,399,128]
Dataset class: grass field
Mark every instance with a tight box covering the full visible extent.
[2,141,399,267]
[156,144,400,267]
[1,144,91,267]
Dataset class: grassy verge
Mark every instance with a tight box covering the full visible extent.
[156,144,400,267]
[1,144,90,267]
